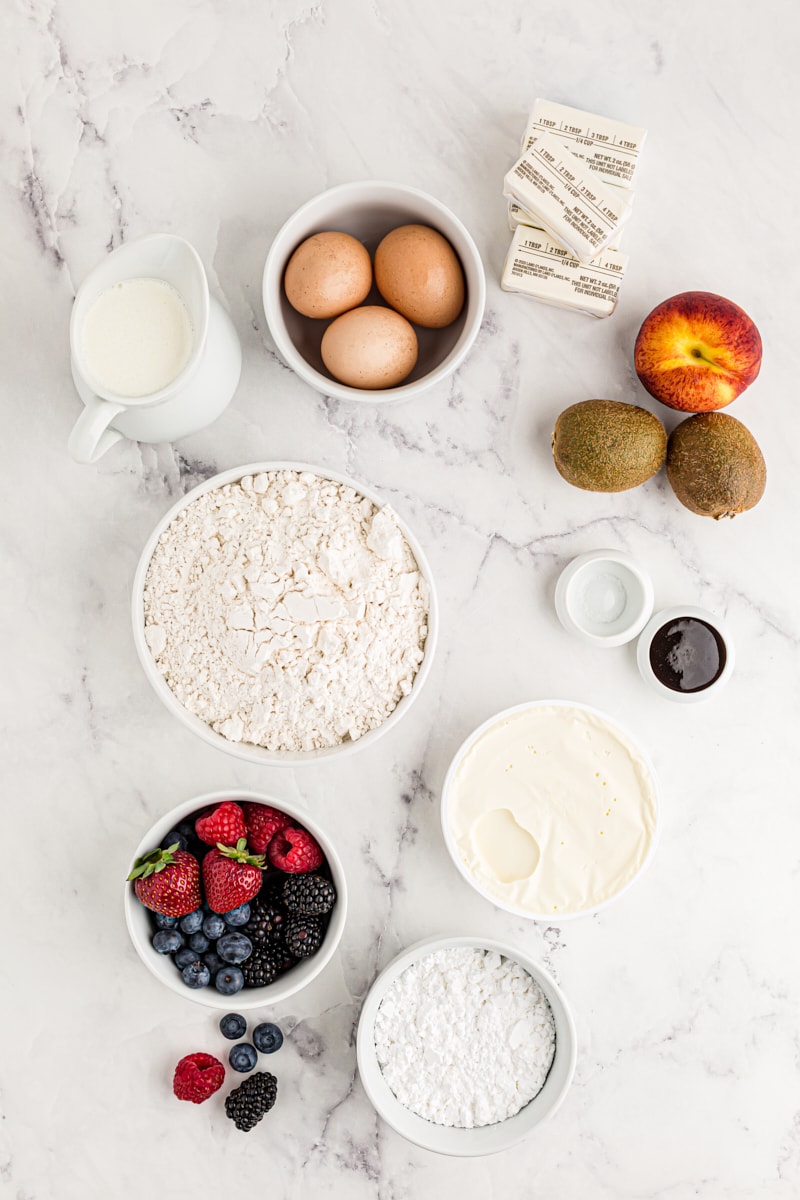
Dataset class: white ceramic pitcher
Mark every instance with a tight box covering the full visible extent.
[68,233,242,464]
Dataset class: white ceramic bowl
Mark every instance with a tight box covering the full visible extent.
[262,180,486,403]
[554,549,654,648]
[124,790,347,1009]
[440,700,660,921]
[637,605,734,703]
[356,934,576,1156]
[131,460,438,766]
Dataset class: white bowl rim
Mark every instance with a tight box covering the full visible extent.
[131,460,439,766]
[355,933,577,1156]
[261,178,487,404]
[636,604,735,703]
[440,699,661,921]
[124,789,348,1009]
[554,548,655,648]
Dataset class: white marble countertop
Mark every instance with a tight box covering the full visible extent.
[3,1,798,1196]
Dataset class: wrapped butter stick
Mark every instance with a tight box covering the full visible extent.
[521,99,647,188]
[504,131,633,263]
[501,225,628,318]
[508,198,628,250]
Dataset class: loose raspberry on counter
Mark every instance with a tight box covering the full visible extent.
[267,826,324,873]
[173,1053,225,1104]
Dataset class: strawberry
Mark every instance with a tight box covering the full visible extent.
[195,801,247,847]
[203,839,266,913]
[267,826,324,874]
[173,1053,225,1104]
[128,845,201,917]
[242,803,293,854]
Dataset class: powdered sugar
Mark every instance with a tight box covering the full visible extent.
[374,947,556,1128]
[143,470,429,752]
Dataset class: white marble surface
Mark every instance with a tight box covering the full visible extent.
[2,1,798,1196]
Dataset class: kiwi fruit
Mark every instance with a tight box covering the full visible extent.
[666,412,766,518]
[552,400,667,492]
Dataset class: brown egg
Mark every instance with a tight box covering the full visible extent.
[374,224,465,328]
[284,231,372,319]
[321,306,418,390]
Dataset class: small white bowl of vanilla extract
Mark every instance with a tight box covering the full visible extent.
[637,606,734,702]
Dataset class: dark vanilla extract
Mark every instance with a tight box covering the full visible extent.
[649,617,726,693]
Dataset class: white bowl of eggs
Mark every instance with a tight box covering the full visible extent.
[262,180,486,403]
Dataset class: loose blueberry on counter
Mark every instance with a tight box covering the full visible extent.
[229,1043,258,1073]
[179,909,204,935]
[203,914,226,940]
[153,929,184,954]
[217,933,253,965]
[215,966,245,996]
[175,948,201,970]
[219,1013,247,1040]
[222,903,251,927]
[161,829,188,852]
[188,932,210,954]
[253,1022,283,1054]
[204,951,224,975]
[182,961,211,989]
[153,912,179,930]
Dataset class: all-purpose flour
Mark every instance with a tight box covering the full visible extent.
[374,947,556,1128]
[143,470,429,752]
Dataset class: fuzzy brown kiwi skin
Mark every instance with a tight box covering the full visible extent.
[666,412,766,519]
[551,400,668,493]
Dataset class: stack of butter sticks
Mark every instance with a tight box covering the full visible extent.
[501,99,647,318]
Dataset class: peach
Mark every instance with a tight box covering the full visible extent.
[634,291,762,413]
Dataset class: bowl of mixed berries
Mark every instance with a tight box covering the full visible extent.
[124,791,346,1008]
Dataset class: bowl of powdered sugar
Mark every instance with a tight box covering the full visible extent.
[132,462,437,765]
[356,935,577,1155]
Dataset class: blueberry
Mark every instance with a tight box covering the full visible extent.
[179,909,204,935]
[177,819,198,843]
[153,912,179,930]
[215,966,245,996]
[203,914,226,940]
[188,932,210,954]
[219,1013,247,1040]
[152,929,183,954]
[222,903,251,927]
[217,933,253,965]
[228,1043,258,1072]
[175,947,200,970]
[204,951,224,974]
[252,1022,283,1054]
[181,961,211,989]
[161,828,188,852]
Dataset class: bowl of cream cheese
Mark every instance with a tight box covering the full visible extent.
[441,701,660,920]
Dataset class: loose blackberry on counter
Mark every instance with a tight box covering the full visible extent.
[225,1072,278,1131]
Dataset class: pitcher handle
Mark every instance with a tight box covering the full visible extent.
[68,394,126,464]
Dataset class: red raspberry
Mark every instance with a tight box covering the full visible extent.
[242,803,293,854]
[195,802,247,847]
[173,1053,225,1104]
[267,826,324,874]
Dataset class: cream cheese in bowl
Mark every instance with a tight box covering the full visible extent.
[442,702,659,918]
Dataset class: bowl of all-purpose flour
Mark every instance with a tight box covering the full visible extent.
[356,935,577,1155]
[441,701,660,920]
[132,462,437,765]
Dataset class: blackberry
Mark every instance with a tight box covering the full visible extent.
[282,874,336,916]
[284,915,324,959]
[243,898,286,948]
[241,945,291,988]
[225,1071,278,1131]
